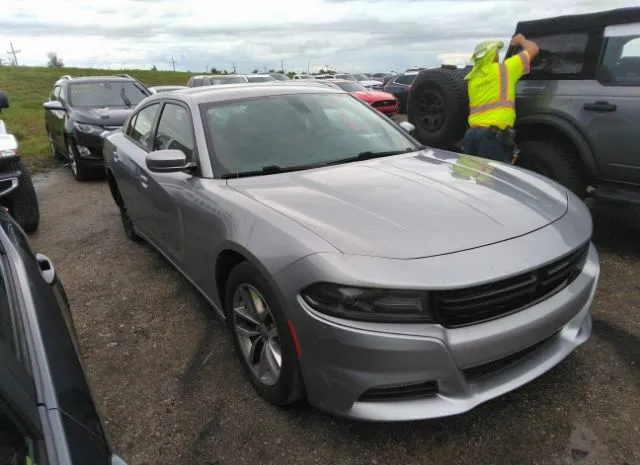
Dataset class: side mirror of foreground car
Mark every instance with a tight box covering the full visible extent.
[42,100,65,111]
[398,121,415,135]
[0,91,8,110]
[145,149,197,173]
[35,253,56,285]
[111,454,131,465]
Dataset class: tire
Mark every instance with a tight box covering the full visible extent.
[226,262,303,406]
[66,139,92,182]
[407,68,469,148]
[0,158,40,233]
[517,139,588,198]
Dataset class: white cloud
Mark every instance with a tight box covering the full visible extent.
[0,0,637,73]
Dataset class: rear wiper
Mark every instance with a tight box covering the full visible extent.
[120,88,132,107]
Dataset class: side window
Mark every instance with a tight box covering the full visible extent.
[125,113,138,137]
[128,104,160,149]
[395,74,415,85]
[153,103,195,159]
[524,33,589,79]
[193,78,203,87]
[599,22,640,86]
[58,86,67,105]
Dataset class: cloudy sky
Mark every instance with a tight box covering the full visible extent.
[0,0,637,73]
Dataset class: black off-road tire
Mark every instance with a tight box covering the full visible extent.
[0,158,40,233]
[517,139,589,198]
[225,261,304,406]
[407,68,469,148]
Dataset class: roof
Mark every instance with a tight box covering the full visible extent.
[146,82,344,105]
[56,75,139,85]
[516,7,640,35]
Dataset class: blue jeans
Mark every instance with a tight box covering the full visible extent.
[462,127,512,163]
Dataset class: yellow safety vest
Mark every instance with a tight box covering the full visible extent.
[467,51,531,130]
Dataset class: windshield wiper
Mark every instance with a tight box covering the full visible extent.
[120,87,132,107]
[221,164,310,179]
[355,148,417,160]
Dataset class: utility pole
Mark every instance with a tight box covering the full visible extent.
[280,59,284,72]
[232,63,236,74]
[264,65,267,73]
[7,42,21,66]
[307,61,310,74]
[168,56,176,71]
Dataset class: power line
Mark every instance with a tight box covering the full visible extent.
[6,42,21,66]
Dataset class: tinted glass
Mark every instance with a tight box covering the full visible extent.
[129,104,159,148]
[50,86,60,101]
[0,261,18,359]
[526,33,588,76]
[298,75,314,80]
[202,94,419,176]
[208,76,246,85]
[153,104,194,158]
[394,74,417,85]
[352,74,369,80]
[335,74,357,81]
[600,22,640,86]
[68,81,148,108]
[335,81,367,92]
[246,76,276,82]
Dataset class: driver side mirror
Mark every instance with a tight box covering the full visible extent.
[145,149,196,173]
[0,91,8,110]
[399,121,415,135]
[43,100,65,111]
[35,253,56,285]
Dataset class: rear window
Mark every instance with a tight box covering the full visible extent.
[207,76,247,85]
[334,81,367,92]
[246,76,276,82]
[394,74,417,85]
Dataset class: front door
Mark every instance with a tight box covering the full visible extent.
[143,101,198,264]
[583,21,640,184]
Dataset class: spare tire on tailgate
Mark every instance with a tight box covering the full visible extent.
[407,67,469,149]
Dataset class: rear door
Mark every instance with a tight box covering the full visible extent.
[112,102,162,234]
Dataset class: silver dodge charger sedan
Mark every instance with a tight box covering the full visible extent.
[103,82,599,421]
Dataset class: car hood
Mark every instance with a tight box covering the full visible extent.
[228,150,569,259]
[352,90,397,102]
[73,107,133,127]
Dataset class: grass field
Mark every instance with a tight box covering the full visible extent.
[0,66,192,172]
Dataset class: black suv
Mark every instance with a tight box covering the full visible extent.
[407,7,640,204]
[43,74,151,181]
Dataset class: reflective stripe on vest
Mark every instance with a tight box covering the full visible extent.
[469,64,514,116]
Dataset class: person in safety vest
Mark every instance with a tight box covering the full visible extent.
[462,34,540,163]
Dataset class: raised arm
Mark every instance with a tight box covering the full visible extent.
[511,33,540,61]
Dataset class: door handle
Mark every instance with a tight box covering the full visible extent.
[139,174,148,188]
[583,101,617,112]
[112,150,119,162]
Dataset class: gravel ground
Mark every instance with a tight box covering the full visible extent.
[29,162,639,465]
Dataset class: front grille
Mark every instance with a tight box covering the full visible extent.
[359,381,438,402]
[463,330,560,381]
[433,244,589,328]
[372,100,396,108]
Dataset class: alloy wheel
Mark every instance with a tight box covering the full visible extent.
[67,141,78,177]
[232,284,282,386]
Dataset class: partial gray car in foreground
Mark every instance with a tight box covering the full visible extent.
[103,82,599,421]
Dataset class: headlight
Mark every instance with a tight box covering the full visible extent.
[0,149,17,157]
[73,122,104,134]
[301,283,433,322]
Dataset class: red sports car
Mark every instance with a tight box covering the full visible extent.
[325,79,399,116]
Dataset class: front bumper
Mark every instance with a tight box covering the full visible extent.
[73,127,120,167]
[275,241,598,421]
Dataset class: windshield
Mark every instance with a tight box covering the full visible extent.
[69,81,148,108]
[201,93,420,177]
[334,81,367,92]
[298,75,314,80]
[247,75,277,82]
[352,74,369,81]
[335,74,357,81]
[208,76,246,85]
